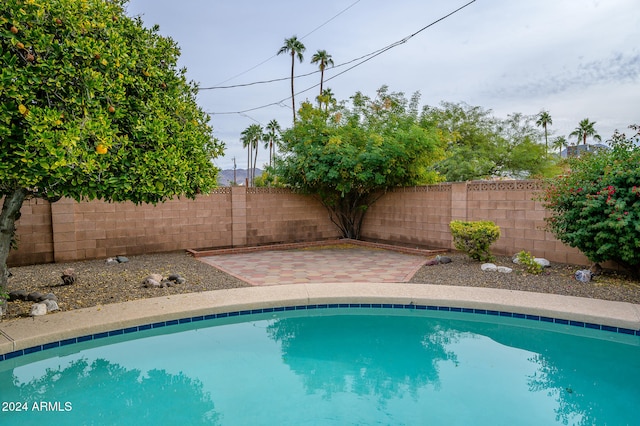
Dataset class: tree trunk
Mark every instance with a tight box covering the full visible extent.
[290,52,296,123]
[253,141,258,186]
[0,188,28,291]
[321,191,383,240]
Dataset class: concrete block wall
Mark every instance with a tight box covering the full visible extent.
[50,189,235,263]
[245,187,339,245]
[7,198,54,266]
[463,181,587,264]
[361,181,589,265]
[361,185,452,248]
[7,182,591,266]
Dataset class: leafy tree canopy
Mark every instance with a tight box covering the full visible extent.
[421,102,559,181]
[0,0,224,292]
[274,86,445,239]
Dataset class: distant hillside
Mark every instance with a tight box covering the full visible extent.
[217,168,262,186]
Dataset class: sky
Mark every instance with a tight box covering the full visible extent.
[125,0,640,170]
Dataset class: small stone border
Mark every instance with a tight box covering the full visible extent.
[187,238,449,258]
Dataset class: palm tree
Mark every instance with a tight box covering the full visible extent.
[551,136,567,157]
[570,118,602,146]
[535,110,552,154]
[241,124,262,186]
[277,36,306,123]
[319,88,336,113]
[264,119,281,168]
[252,125,263,185]
[310,50,334,100]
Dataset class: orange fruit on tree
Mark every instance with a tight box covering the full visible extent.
[96,144,108,155]
[16,42,24,50]
[108,105,115,113]
[10,26,18,34]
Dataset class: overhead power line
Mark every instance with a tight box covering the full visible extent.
[211,0,362,87]
[208,0,477,116]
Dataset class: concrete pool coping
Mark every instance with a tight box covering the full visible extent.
[1,282,640,356]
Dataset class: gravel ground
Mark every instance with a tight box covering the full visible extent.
[3,251,250,321]
[409,253,640,304]
[3,250,639,321]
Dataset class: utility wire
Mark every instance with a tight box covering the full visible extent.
[211,0,361,87]
[201,47,388,90]
[208,0,477,116]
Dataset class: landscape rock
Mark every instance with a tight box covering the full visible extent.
[42,299,60,312]
[8,289,29,301]
[116,256,129,263]
[41,293,58,301]
[27,291,44,302]
[61,268,76,285]
[0,300,6,317]
[496,266,513,273]
[30,303,48,316]
[589,263,603,276]
[167,274,186,284]
[534,258,550,268]
[424,259,439,266]
[142,277,162,288]
[575,269,592,283]
[512,254,520,264]
[481,263,498,272]
[149,273,163,282]
[436,255,452,264]
[105,258,119,265]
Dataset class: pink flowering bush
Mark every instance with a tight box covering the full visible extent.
[541,125,640,276]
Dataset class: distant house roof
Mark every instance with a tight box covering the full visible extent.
[562,143,610,158]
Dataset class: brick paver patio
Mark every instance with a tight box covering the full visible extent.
[198,246,429,285]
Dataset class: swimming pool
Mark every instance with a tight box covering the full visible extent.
[1,305,638,425]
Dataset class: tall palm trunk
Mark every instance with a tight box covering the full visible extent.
[290,51,296,122]
[252,140,259,186]
[246,144,251,186]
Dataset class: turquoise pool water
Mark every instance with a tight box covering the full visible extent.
[1,308,639,425]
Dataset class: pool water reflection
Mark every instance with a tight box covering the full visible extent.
[1,308,638,425]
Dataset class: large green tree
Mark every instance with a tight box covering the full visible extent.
[277,36,305,123]
[275,86,445,239]
[421,102,557,181]
[0,0,223,293]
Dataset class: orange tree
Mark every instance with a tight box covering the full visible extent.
[541,125,640,276]
[0,0,224,294]
[274,87,444,239]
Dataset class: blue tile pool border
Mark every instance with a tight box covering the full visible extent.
[2,303,639,362]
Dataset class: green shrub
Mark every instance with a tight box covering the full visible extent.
[541,125,640,277]
[449,220,501,262]
[515,251,543,275]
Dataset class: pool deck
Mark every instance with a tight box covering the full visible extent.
[2,244,640,357]
[1,283,640,356]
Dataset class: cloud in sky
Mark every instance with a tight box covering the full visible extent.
[126,0,640,169]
